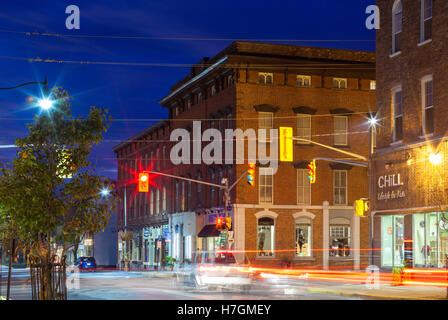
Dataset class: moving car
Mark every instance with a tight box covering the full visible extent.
[174,251,253,293]
[74,257,97,271]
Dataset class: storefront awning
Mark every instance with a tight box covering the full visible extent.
[197,224,221,238]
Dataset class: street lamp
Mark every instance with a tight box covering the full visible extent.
[37,97,54,111]
[429,153,443,166]
[100,188,111,197]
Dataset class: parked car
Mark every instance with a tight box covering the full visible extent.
[174,251,253,293]
[74,257,97,271]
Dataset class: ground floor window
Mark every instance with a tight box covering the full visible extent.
[381,215,404,267]
[329,218,351,257]
[258,217,275,257]
[295,218,311,257]
[413,212,448,268]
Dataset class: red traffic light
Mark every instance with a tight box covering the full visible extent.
[138,172,149,192]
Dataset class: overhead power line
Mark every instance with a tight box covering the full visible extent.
[0,28,375,43]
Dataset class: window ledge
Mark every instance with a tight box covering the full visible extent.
[389,51,402,58]
[332,145,350,148]
[294,257,315,261]
[329,257,353,261]
[419,133,434,139]
[418,39,432,47]
[256,256,277,260]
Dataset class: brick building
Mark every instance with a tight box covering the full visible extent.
[372,0,448,269]
[115,41,376,269]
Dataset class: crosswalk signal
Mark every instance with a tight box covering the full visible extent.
[355,199,370,217]
[247,163,256,187]
[216,217,223,230]
[138,172,149,192]
[307,160,316,184]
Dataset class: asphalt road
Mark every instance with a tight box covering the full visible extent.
[0,268,373,300]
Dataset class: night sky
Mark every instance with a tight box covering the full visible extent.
[0,0,375,179]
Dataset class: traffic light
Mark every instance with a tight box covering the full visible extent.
[225,217,232,230]
[138,172,149,192]
[355,199,370,217]
[307,160,316,184]
[247,163,256,186]
[279,127,293,162]
[216,217,223,230]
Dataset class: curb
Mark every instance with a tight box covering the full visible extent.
[305,287,446,300]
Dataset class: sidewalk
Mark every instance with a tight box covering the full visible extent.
[302,281,448,300]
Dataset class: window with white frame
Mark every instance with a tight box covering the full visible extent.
[329,218,351,257]
[259,168,273,204]
[334,116,348,146]
[370,80,376,90]
[297,75,311,87]
[296,218,312,257]
[334,170,347,205]
[392,0,402,53]
[197,92,203,104]
[210,85,216,97]
[297,169,311,205]
[258,112,273,129]
[227,74,233,87]
[422,75,434,136]
[333,78,347,89]
[162,186,167,213]
[296,114,311,142]
[258,72,273,85]
[421,0,432,43]
[150,189,154,215]
[258,217,275,257]
[392,87,403,142]
[155,189,160,215]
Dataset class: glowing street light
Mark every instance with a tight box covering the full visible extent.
[100,188,111,197]
[38,97,54,111]
[368,116,378,128]
[429,153,443,166]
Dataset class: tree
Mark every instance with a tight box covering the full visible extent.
[0,87,116,299]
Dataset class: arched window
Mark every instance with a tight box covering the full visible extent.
[329,217,351,257]
[257,217,275,257]
[295,217,312,257]
[392,0,402,54]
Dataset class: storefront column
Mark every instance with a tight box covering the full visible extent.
[234,205,246,263]
[323,201,329,270]
[353,214,360,270]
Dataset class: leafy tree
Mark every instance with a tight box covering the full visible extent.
[0,88,116,299]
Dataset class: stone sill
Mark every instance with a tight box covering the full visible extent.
[389,51,402,58]
[418,39,432,47]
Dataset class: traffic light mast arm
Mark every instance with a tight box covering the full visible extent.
[313,157,368,167]
[147,170,226,189]
[228,170,248,192]
[291,137,368,161]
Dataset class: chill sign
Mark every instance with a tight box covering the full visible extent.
[377,173,406,201]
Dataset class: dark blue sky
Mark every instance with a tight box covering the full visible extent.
[0,0,375,179]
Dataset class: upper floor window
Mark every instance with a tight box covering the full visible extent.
[210,85,216,97]
[296,114,311,142]
[333,78,347,89]
[186,98,192,110]
[227,75,233,87]
[370,80,376,90]
[197,92,203,104]
[392,0,402,54]
[334,116,348,146]
[334,170,347,205]
[392,87,403,142]
[155,189,160,215]
[297,169,311,205]
[421,0,432,43]
[297,75,311,87]
[259,168,273,204]
[162,186,167,213]
[258,112,273,130]
[258,72,273,85]
[421,75,434,136]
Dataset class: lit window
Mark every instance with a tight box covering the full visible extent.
[297,75,311,87]
[392,87,403,142]
[329,218,351,257]
[422,75,433,136]
[370,80,376,90]
[333,78,347,89]
[258,72,273,85]
[297,169,311,205]
[259,168,273,204]
[392,0,402,53]
[258,217,275,257]
[296,218,312,257]
[296,114,311,142]
[421,0,432,43]
[381,215,404,267]
[334,170,347,205]
[334,116,348,146]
